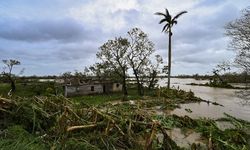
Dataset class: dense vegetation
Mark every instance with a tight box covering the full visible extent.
[176,72,250,83]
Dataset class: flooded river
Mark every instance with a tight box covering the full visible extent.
[158,78,250,121]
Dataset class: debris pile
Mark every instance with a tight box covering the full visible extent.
[0,93,249,149]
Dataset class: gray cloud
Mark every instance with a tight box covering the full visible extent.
[0,0,248,75]
[55,41,100,60]
[0,18,103,43]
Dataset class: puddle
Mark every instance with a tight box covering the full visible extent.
[147,106,172,116]
[215,121,235,131]
[166,128,206,149]
[171,102,226,119]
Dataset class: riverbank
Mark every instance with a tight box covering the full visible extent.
[187,82,250,89]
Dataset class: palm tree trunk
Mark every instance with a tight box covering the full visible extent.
[167,28,172,89]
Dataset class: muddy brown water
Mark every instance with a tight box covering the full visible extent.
[158,78,250,122]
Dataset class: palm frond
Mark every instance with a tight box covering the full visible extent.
[172,11,187,21]
[165,8,170,16]
[154,12,167,17]
[172,20,177,25]
[159,18,168,24]
[162,24,169,32]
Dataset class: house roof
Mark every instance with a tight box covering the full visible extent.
[61,78,120,86]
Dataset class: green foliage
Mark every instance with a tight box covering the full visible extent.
[0,83,10,96]
[208,80,234,88]
[159,88,201,102]
[0,82,58,97]
[195,118,250,150]
[71,89,142,106]
[188,82,248,89]
[154,114,250,149]
[0,94,249,149]
[0,83,249,149]
[0,125,46,150]
[63,138,99,150]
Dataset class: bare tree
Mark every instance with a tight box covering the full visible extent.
[225,7,250,102]
[127,28,155,95]
[2,59,21,93]
[148,55,163,90]
[225,7,250,75]
[97,37,130,99]
[155,8,187,89]
[89,62,120,81]
[210,61,231,86]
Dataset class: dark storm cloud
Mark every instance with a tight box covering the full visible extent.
[55,41,100,60]
[0,18,100,43]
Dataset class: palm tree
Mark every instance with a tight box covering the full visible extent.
[155,8,187,89]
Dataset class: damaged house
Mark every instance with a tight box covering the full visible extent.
[63,78,122,97]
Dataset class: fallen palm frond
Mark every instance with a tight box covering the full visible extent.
[67,124,97,132]
[0,95,183,149]
[0,94,249,150]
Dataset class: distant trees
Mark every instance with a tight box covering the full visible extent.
[210,61,231,87]
[89,63,106,81]
[155,8,187,89]
[225,7,250,77]
[89,62,120,82]
[1,59,21,93]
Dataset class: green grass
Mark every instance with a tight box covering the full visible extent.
[0,82,151,106]
[1,86,249,149]
[0,82,60,97]
[0,125,46,150]
[71,93,123,105]
[70,89,143,106]
[0,83,10,96]
[1,82,199,107]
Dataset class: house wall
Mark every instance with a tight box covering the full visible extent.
[64,82,123,97]
[102,83,113,93]
[65,84,103,97]
[112,83,123,92]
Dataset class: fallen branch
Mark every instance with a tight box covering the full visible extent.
[67,124,97,132]
[144,120,159,150]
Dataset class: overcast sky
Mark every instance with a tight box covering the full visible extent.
[0,0,249,76]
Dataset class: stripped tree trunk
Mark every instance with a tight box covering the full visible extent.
[167,29,172,89]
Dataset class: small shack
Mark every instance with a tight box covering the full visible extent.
[63,78,122,97]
